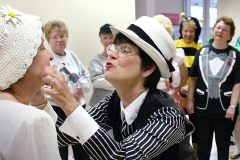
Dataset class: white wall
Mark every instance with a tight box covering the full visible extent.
[136,0,183,19]
[218,0,240,46]
[0,0,135,107]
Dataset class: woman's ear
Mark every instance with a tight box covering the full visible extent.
[141,64,156,78]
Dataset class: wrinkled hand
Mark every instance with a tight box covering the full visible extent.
[40,65,79,116]
[225,107,235,121]
[186,100,194,114]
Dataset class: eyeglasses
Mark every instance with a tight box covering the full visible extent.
[107,44,138,57]
[215,26,230,33]
[50,36,67,41]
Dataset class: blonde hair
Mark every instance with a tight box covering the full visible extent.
[182,17,197,30]
[152,14,174,36]
[43,20,69,41]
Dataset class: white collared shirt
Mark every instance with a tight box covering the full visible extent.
[120,89,149,125]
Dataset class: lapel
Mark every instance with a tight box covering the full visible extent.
[199,47,236,87]
[219,50,235,85]
[199,47,209,87]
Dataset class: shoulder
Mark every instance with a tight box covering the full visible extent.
[147,89,181,110]
[0,101,55,134]
[65,50,84,63]
[229,45,240,53]
[174,39,183,46]
[197,44,210,53]
[196,43,203,49]
[65,50,79,58]
[91,54,105,61]
[200,44,210,50]
[24,106,55,125]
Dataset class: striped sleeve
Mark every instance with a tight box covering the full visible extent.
[83,106,185,160]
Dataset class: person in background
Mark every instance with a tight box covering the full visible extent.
[43,20,90,160]
[153,14,188,114]
[174,14,202,158]
[230,43,240,159]
[231,104,240,159]
[88,23,115,107]
[153,14,196,160]
[0,5,60,159]
[186,16,240,160]
[41,16,188,159]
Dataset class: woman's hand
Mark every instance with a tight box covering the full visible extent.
[73,88,84,101]
[225,106,235,121]
[186,100,194,114]
[180,85,188,96]
[41,65,79,116]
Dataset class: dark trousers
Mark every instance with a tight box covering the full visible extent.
[196,116,235,160]
[53,105,90,160]
[189,113,197,143]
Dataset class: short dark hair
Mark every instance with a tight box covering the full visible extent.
[99,23,113,36]
[114,33,161,89]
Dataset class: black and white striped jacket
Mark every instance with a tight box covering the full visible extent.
[83,89,186,160]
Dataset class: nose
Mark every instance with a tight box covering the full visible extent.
[186,31,191,36]
[56,37,63,41]
[107,49,117,60]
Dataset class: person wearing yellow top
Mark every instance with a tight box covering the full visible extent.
[174,16,202,159]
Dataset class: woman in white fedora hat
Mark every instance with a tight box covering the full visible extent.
[41,16,188,159]
[0,5,60,160]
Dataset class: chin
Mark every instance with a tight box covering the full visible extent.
[104,71,110,78]
[104,72,114,82]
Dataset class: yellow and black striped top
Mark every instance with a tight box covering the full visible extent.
[174,39,202,107]
[174,39,202,77]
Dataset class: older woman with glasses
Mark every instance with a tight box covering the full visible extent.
[186,16,240,160]
[43,20,90,160]
[41,16,191,159]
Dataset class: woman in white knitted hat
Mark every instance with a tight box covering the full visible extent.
[0,5,60,160]
[41,16,191,159]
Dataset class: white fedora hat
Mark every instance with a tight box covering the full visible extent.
[110,16,176,78]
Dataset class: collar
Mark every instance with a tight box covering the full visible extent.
[120,89,149,125]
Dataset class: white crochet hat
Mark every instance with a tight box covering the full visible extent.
[110,16,176,78]
[0,5,43,90]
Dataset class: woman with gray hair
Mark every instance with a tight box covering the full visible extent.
[43,20,90,160]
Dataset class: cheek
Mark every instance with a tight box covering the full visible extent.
[191,32,195,38]
[118,56,140,68]
[182,32,188,38]
[118,57,142,77]
[49,41,56,48]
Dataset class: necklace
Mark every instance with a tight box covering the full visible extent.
[7,89,29,105]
